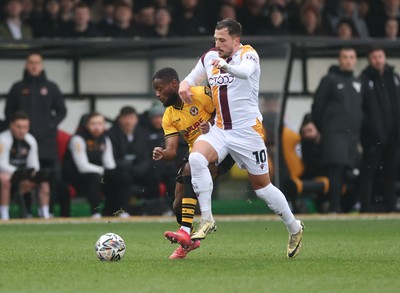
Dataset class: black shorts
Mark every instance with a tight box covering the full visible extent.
[175,154,235,183]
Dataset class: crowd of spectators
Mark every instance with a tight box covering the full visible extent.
[0,51,185,220]
[0,0,399,40]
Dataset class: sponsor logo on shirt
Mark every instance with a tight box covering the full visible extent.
[208,74,235,86]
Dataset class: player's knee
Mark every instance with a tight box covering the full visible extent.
[189,152,208,172]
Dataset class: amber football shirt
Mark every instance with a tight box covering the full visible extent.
[162,86,214,151]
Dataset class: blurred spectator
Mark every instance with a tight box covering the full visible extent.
[135,3,156,37]
[20,0,33,22]
[336,18,357,39]
[367,0,400,37]
[238,0,268,35]
[0,0,33,40]
[33,0,63,38]
[62,112,117,218]
[358,48,400,213]
[61,2,102,37]
[172,0,208,36]
[106,106,152,216]
[109,1,137,38]
[152,7,176,38]
[144,102,180,213]
[385,17,399,40]
[60,0,76,24]
[89,0,105,23]
[257,4,289,35]
[295,4,328,36]
[358,0,370,20]
[299,113,323,180]
[218,2,237,21]
[0,111,50,220]
[312,48,362,213]
[96,0,114,36]
[329,0,369,37]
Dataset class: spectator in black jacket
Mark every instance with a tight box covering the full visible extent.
[108,1,137,38]
[358,48,400,213]
[5,51,66,175]
[107,106,155,215]
[61,2,101,38]
[312,47,362,213]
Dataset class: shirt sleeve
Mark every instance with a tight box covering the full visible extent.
[25,135,40,172]
[225,54,258,79]
[69,136,104,175]
[102,137,116,170]
[162,111,179,139]
[184,58,208,86]
[0,132,16,174]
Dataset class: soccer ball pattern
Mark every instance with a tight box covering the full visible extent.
[95,233,126,261]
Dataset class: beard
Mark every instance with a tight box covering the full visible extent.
[164,92,179,107]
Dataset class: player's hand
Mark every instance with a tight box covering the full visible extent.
[153,147,164,160]
[200,121,210,134]
[212,58,228,70]
[179,80,193,104]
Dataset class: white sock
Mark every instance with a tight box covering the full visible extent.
[189,152,214,222]
[180,226,191,234]
[41,205,50,219]
[255,183,301,234]
[0,205,10,220]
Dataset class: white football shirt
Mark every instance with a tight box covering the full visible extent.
[184,44,262,129]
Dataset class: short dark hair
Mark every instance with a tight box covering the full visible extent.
[215,19,242,38]
[367,46,385,56]
[26,50,43,60]
[339,47,356,56]
[119,106,137,116]
[74,2,90,11]
[152,67,180,83]
[10,110,29,123]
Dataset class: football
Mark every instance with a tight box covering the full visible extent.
[95,233,126,261]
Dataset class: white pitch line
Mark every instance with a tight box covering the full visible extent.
[0,213,399,225]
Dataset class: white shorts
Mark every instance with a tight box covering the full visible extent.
[196,122,269,175]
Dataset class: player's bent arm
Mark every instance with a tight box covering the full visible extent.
[154,135,180,161]
[102,137,116,170]
[217,57,257,79]
[70,136,105,175]
[184,58,207,86]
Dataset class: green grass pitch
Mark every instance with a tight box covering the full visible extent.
[0,216,399,293]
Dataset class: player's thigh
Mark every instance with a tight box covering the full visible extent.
[193,126,229,164]
[227,127,269,176]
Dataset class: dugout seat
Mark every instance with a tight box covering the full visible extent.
[281,127,329,197]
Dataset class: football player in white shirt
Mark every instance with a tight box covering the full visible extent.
[165,19,304,259]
